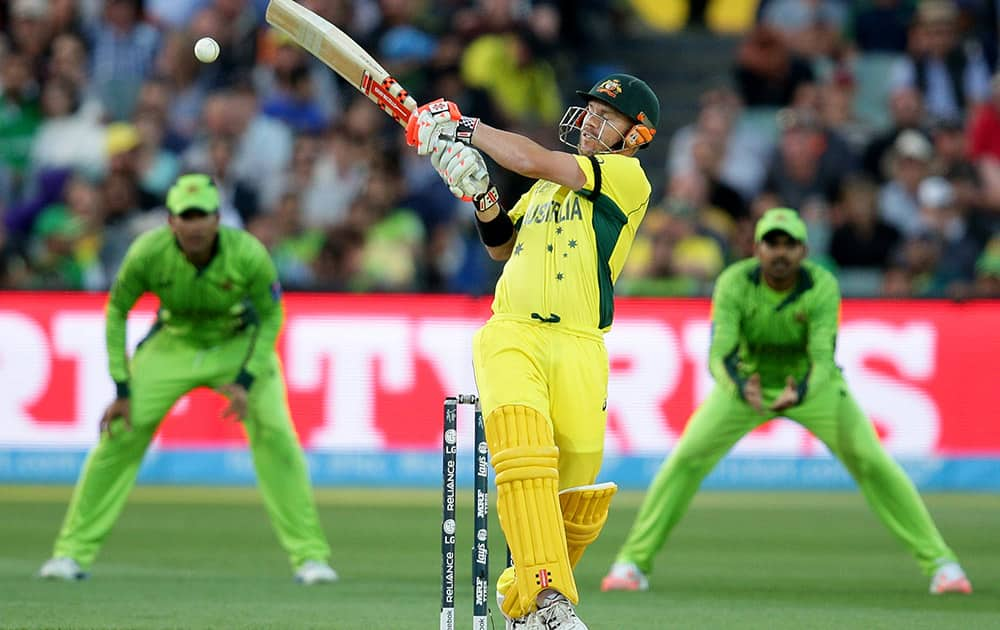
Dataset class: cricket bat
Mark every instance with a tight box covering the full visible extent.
[265,0,418,127]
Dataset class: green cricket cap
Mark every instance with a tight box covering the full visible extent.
[576,73,659,130]
[166,174,220,215]
[755,207,808,243]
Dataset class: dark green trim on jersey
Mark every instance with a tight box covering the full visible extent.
[135,319,163,352]
[531,312,562,323]
[797,365,812,402]
[514,216,524,231]
[747,264,815,311]
[584,155,603,200]
[114,381,130,399]
[723,347,746,399]
[236,299,261,389]
[591,192,628,328]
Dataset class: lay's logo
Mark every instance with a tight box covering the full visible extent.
[596,79,622,98]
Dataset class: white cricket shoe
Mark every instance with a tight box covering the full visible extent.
[600,561,649,592]
[527,592,588,630]
[294,560,338,585]
[929,562,972,595]
[498,590,529,629]
[38,557,86,581]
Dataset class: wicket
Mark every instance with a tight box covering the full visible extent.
[441,394,490,630]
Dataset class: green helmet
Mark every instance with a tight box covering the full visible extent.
[576,73,660,131]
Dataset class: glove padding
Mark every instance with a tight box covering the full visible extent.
[431,140,489,201]
[406,99,480,156]
[407,99,459,156]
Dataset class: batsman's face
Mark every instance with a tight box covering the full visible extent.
[578,101,631,156]
[755,231,806,283]
[169,210,220,255]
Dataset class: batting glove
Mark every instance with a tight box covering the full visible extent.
[406,99,479,156]
[431,140,489,201]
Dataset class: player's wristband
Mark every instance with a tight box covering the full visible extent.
[456,116,479,144]
[115,381,130,399]
[474,185,500,213]
[475,205,514,247]
[235,369,255,391]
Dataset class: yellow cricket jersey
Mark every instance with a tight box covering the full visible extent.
[492,153,651,333]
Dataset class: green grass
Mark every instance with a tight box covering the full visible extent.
[1,487,998,629]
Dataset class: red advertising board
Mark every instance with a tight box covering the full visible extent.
[1,292,998,456]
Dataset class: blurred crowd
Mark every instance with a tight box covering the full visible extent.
[621,0,1000,299]
[0,0,997,299]
[0,0,623,294]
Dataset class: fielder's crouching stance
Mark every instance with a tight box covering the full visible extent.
[38,174,336,585]
[408,74,659,629]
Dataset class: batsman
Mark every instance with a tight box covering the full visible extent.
[408,74,659,629]
[38,174,337,585]
[601,208,972,596]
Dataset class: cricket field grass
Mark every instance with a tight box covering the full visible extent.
[1,486,998,629]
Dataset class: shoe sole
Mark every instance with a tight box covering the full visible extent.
[931,578,972,595]
[600,577,647,592]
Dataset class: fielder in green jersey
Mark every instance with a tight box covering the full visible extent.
[601,208,972,596]
[38,174,337,585]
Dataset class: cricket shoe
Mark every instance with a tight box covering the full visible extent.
[526,591,588,630]
[294,560,338,585]
[600,561,649,592]
[498,590,529,629]
[38,557,86,581]
[929,562,972,595]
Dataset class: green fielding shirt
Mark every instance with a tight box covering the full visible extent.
[708,258,841,402]
[106,225,282,393]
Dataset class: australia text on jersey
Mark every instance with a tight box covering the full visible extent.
[522,197,585,225]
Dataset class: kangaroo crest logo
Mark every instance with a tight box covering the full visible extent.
[596,79,622,98]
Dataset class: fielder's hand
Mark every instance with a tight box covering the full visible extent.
[742,373,763,413]
[406,99,479,156]
[431,140,490,201]
[770,376,800,412]
[100,397,132,437]
[218,383,249,422]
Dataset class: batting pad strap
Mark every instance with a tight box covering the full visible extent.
[559,482,618,567]
[486,405,577,618]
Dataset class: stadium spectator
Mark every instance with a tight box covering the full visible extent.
[733,24,816,108]
[818,68,875,154]
[861,86,927,183]
[914,176,980,296]
[760,0,849,60]
[346,155,426,292]
[669,89,771,200]
[618,210,705,297]
[849,0,915,54]
[890,0,990,121]
[974,235,1000,297]
[829,174,902,270]
[762,107,854,211]
[29,77,106,176]
[91,0,161,121]
[0,52,43,205]
[152,29,212,145]
[250,190,325,289]
[309,223,366,291]
[879,129,934,236]
[460,29,563,130]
